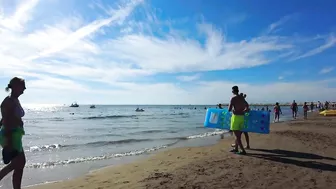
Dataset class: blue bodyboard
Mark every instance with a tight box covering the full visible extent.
[204,108,270,134]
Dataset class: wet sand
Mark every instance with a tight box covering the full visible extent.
[29,113,336,189]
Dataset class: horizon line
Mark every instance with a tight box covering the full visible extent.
[22,102,319,106]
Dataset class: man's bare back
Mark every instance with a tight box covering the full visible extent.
[229,95,249,115]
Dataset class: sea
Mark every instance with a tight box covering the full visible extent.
[0,104,297,188]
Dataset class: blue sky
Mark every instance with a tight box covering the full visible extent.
[0,0,335,105]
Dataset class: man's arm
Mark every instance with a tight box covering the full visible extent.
[228,98,233,112]
[244,99,249,111]
[1,99,15,137]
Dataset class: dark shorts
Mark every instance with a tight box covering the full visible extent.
[2,147,19,164]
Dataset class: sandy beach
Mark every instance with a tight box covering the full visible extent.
[29,113,336,189]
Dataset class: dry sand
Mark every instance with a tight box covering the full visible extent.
[30,113,336,189]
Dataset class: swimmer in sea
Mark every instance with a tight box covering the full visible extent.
[228,86,249,155]
[303,102,309,119]
[291,100,298,119]
[0,77,27,189]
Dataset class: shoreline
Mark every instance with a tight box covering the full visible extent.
[27,112,336,189]
[21,131,229,188]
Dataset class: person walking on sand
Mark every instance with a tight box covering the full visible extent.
[291,100,298,119]
[0,77,27,189]
[231,93,250,149]
[303,102,309,119]
[273,102,282,122]
[228,86,249,155]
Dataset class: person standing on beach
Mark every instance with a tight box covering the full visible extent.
[228,86,249,155]
[0,77,27,189]
[231,93,250,149]
[218,104,226,139]
[291,100,298,119]
[303,102,309,119]
[273,102,282,122]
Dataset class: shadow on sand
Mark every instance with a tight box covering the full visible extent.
[247,149,336,172]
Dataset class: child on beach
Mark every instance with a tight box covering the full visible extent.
[274,102,282,122]
[303,102,309,119]
[218,104,226,139]
[228,86,249,155]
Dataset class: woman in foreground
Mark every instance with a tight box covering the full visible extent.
[0,77,26,189]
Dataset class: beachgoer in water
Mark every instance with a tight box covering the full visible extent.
[228,86,249,155]
[0,77,27,189]
[325,101,329,110]
[310,102,314,112]
[303,102,309,119]
[273,102,282,122]
[317,101,321,110]
[291,100,298,119]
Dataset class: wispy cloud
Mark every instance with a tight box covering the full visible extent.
[0,0,40,31]
[25,0,144,61]
[290,35,336,61]
[319,67,334,74]
[266,15,292,34]
[177,74,201,82]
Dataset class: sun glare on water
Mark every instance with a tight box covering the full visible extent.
[22,104,65,112]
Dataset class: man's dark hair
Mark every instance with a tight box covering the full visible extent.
[232,86,239,94]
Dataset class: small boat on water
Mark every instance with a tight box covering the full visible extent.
[70,102,79,107]
[135,108,145,112]
[90,105,96,109]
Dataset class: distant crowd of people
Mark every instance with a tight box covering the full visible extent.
[273,100,335,122]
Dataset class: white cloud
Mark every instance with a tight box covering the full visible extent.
[10,78,335,105]
[278,76,284,80]
[176,74,201,82]
[103,34,292,73]
[319,67,334,74]
[0,0,40,31]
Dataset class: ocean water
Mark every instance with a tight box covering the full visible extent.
[0,104,296,187]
